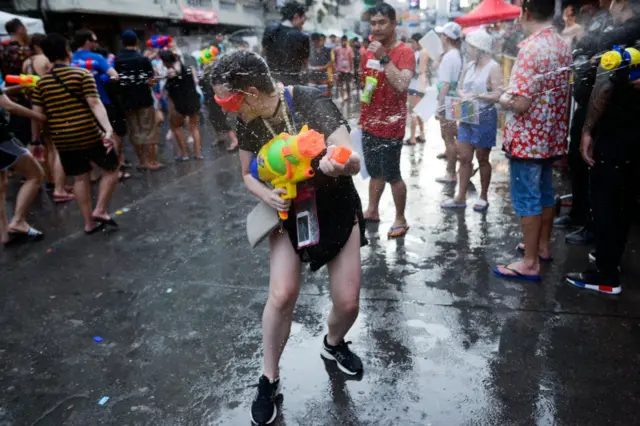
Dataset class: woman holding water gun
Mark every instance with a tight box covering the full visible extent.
[211,51,366,426]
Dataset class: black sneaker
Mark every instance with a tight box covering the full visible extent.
[565,227,594,245]
[565,270,621,295]
[553,215,576,229]
[320,335,363,376]
[250,375,280,425]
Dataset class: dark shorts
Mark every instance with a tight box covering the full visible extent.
[105,103,127,137]
[0,137,29,171]
[362,131,403,183]
[58,142,119,177]
[337,71,353,82]
[6,96,31,144]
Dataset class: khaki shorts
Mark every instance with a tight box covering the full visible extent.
[125,107,158,146]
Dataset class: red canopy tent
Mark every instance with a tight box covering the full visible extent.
[455,0,521,27]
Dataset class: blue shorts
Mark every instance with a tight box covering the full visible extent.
[509,160,555,217]
[457,108,497,149]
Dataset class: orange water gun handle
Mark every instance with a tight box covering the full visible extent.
[329,146,352,164]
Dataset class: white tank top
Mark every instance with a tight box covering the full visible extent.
[462,59,498,109]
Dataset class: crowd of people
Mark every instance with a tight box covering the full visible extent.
[1,0,640,423]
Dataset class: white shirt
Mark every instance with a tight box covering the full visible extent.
[437,48,463,85]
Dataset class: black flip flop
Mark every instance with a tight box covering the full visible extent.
[7,227,44,244]
[92,216,119,228]
[85,221,106,235]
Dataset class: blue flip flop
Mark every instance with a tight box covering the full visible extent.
[493,265,542,282]
[441,199,467,209]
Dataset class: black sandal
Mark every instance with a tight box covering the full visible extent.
[92,216,119,228]
[7,227,44,244]
[85,221,106,235]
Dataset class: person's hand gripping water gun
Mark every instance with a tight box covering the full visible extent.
[250,125,352,220]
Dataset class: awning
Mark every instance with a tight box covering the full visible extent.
[455,0,521,28]
[181,6,219,25]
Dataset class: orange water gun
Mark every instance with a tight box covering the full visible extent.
[250,125,352,220]
[5,74,40,87]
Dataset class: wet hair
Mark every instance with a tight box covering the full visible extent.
[368,2,397,22]
[73,29,95,50]
[210,50,276,94]
[281,1,306,21]
[341,35,348,42]
[330,34,337,39]
[159,50,177,64]
[30,33,46,50]
[522,0,556,21]
[411,33,423,43]
[311,32,323,42]
[5,18,24,35]
[41,33,70,62]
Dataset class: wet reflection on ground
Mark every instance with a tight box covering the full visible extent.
[1,111,639,425]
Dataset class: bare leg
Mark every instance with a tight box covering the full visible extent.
[8,155,43,233]
[327,225,361,345]
[134,145,146,168]
[73,173,96,232]
[189,114,202,158]
[363,178,385,221]
[539,206,554,260]
[521,215,542,274]
[417,116,425,140]
[172,116,189,158]
[345,78,352,103]
[475,148,492,202]
[444,121,458,177]
[262,230,302,380]
[454,142,474,203]
[0,171,8,244]
[92,168,119,220]
[390,179,407,227]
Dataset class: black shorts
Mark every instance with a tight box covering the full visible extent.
[0,137,29,171]
[58,142,119,177]
[362,131,403,183]
[337,72,353,82]
[105,103,127,137]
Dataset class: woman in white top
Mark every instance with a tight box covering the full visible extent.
[435,22,463,183]
[441,29,502,212]
[405,33,429,145]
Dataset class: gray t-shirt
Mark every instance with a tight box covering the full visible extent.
[309,46,332,82]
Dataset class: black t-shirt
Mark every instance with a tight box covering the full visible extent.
[309,46,331,82]
[594,18,640,152]
[114,49,154,110]
[238,85,366,271]
[164,61,200,117]
[262,23,310,79]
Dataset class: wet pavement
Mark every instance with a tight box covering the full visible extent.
[1,104,640,426]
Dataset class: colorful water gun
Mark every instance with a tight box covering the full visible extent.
[71,59,98,71]
[600,45,640,81]
[250,125,352,220]
[5,74,39,87]
[147,35,172,49]
[198,45,219,65]
[71,59,111,83]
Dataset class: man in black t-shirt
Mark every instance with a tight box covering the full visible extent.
[565,9,640,295]
[308,33,332,96]
[114,30,161,169]
[262,1,310,85]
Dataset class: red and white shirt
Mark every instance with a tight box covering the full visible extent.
[504,26,572,160]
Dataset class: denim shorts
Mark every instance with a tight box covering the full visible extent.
[509,160,555,217]
[458,108,498,149]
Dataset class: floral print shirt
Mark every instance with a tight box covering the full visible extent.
[504,26,572,160]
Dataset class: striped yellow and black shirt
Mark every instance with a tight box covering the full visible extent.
[32,65,103,151]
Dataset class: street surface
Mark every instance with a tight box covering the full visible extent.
[1,106,639,426]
